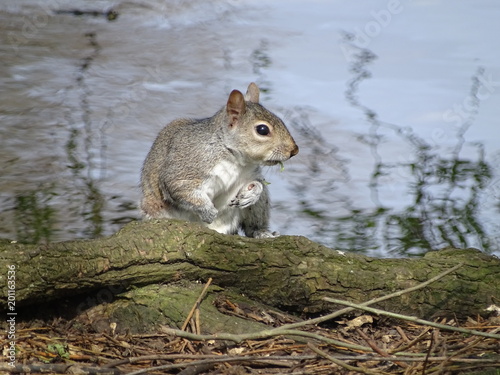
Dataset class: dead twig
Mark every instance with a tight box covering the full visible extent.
[122,355,315,375]
[307,342,385,375]
[322,297,500,340]
[181,278,212,331]
[162,326,375,352]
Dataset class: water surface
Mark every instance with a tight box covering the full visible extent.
[1,0,499,257]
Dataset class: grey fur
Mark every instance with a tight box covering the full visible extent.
[140,83,298,238]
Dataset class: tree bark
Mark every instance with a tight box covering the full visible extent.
[1,220,499,321]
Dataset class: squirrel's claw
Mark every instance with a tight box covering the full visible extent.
[252,230,280,238]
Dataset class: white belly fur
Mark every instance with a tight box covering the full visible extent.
[204,160,258,234]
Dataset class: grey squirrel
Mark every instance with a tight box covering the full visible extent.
[140,83,298,238]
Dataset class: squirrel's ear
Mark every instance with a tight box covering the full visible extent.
[227,89,246,125]
[245,82,260,103]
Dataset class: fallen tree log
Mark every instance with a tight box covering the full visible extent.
[1,220,499,321]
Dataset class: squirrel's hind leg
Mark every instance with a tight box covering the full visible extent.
[239,184,280,238]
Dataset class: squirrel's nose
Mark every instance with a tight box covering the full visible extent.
[290,144,299,157]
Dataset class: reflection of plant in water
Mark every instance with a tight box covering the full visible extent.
[63,31,105,239]
[344,40,493,256]
[383,149,492,255]
[250,39,272,96]
[9,31,106,244]
[289,36,496,256]
[14,187,56,244]
[66,119,105,239]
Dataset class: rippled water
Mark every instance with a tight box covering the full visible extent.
[1,0,499,257]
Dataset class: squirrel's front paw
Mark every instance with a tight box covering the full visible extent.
[198,206,218,224]
[229,181,263,208]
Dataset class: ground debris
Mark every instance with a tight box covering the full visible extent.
[2,313,499,375]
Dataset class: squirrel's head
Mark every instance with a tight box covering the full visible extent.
[225,83,299,166]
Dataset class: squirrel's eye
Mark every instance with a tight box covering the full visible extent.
[256,124,270,136]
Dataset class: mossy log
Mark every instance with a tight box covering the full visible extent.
[1,220,499,323]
